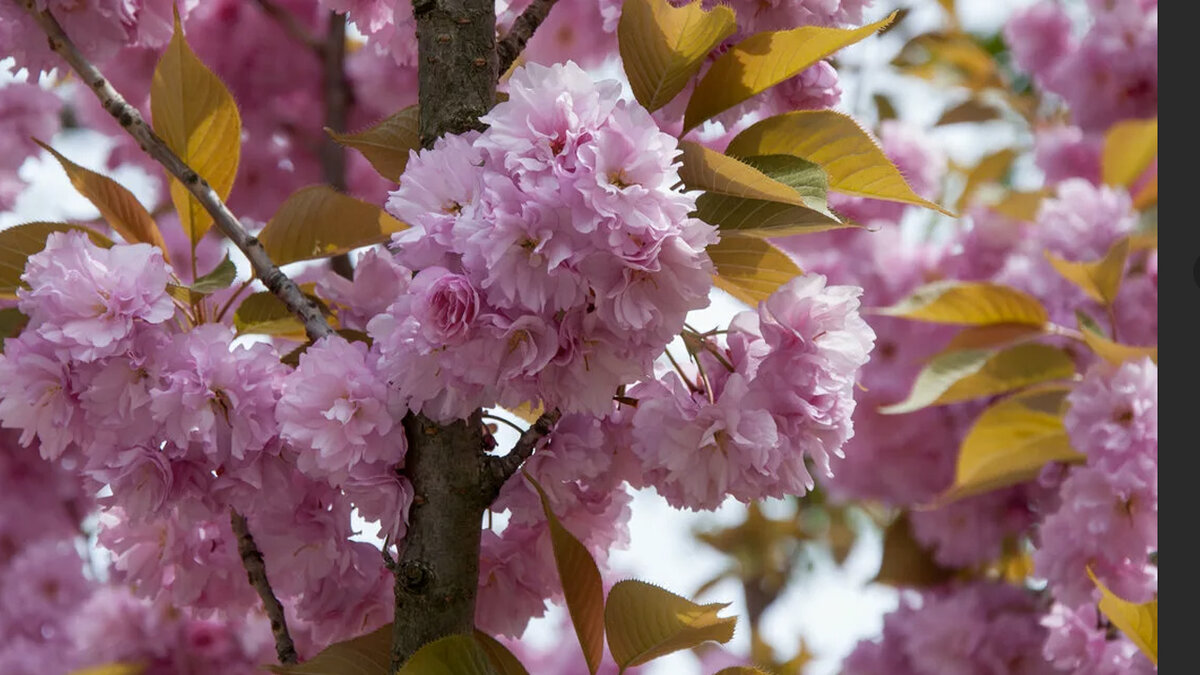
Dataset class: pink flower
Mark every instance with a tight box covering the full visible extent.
[1065,358,1157,495]
[19,232,175,362]
[1004,2,1075,84]
[317,248,412,332]
[0,332,89,460]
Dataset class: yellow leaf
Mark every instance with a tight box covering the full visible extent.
[931,385,1084,504]
[714,669,774,674]
[503,401,545,425]
[0,222,114,299]
[1077,317,1157,366]
[326,105,421,182]
[618,0,736,113]
[525,472,606,675]
[473,631,530,675]
[1089,569,1157,666]
[943,323,1045,352]
[67,665,146,675]
[257,185,406,267]
[151,9,242,244]
[395,635,498,675]
[685,12,897,132]
[679,144,846,235]
[875,280,1047,327]
[604,579,737,670]
[1044,237,1130,306]
[989,188,1049,223]
[266,623,391,674]
[955,148,1016,213]
[873,513,956,588]
[1102,117,1157,188]
[935,97,1002,126]
[709,234,803,306]
[880,343,1076,414]
[1132,173,1157,210]
[35,141,168,259]
[891,32,1000,90]
[726,110,954,216]
[234,290,335,339]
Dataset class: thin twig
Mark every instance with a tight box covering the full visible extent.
[496,0,559,74]
[214,279,254,323]
[320,10,355,281]
[481,413,526,435]
[230,510,298,665]
[480,408,562,499]
[253,0,324,52]
[24,1,333,341]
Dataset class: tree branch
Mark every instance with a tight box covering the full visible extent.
[231,510,298,665]
[496,0,560,75]
[253,0,324,52]
[24,1,333,341]
[320,10,356,281]
[481,408,562,500]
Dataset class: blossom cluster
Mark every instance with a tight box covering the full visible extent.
[376,61,717,420]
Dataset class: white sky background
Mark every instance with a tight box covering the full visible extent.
[0,0,1049,672]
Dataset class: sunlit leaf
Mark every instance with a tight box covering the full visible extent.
[1077,316,1157,366]
[35,141,169,259]
[680,144,846,235]
[935,97,1001,125]
[618,0,736,112]
[726,111,953,215]
[67,665,146,675]
[604,580,736,670]
[524,473,606,674]
[151,9,242,244]
[932,385,1084,504]
[955,148,1015,213]
[1132,173,1157,210]
[326,105,421,182]
[0,222,114,299]
[891,32,1000,90]
[1089,569,1157,666]
[266,623,391,674]
[709,234,803,306]
[875,280,1047,327]
[394,635,497,675]
[874,513,956,587]
[880,343,1076,414]
[257,185,406,267]
[684,12,897,131]
[473,631,530,675]
[943,323,1044,352]
[989,189,1049,222]
[1102,118,1157,188]
[1044,237,1130,306]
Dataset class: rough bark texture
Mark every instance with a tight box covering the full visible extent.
[21,1,334,344]
[389,0,497,669]
[390,412,488,669]
[320,11,356,281]
[413,0,498,143]
[496,0,559,74]
[231,510,299,665]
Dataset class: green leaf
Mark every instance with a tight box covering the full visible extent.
[234,289,333,339]
[708,234,803,306]
[396,635,498,675]
[873,513,956,588]
[0,222,114,299]
[726,111,954,216]
[1102,117,1157,188]
[189,253,237,294]
[0,307,29,349]
[326,105,421,182]
[473,631,530,675]
[257,185,406,267]
[678,143,845,236]
[875,280,1048,327]
[1090,569,1157,667]
[618,0,737,112]
[525,472,606,675]
[266,623,391,674]
[683,12,898,132]
[604,580,737,671]
[35,140,169,260]
[880,343,1076,414]
[1077,315,1157,366]
[151,8,242,244]
[1044,237,1130,306]
[932,385,1084,505]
